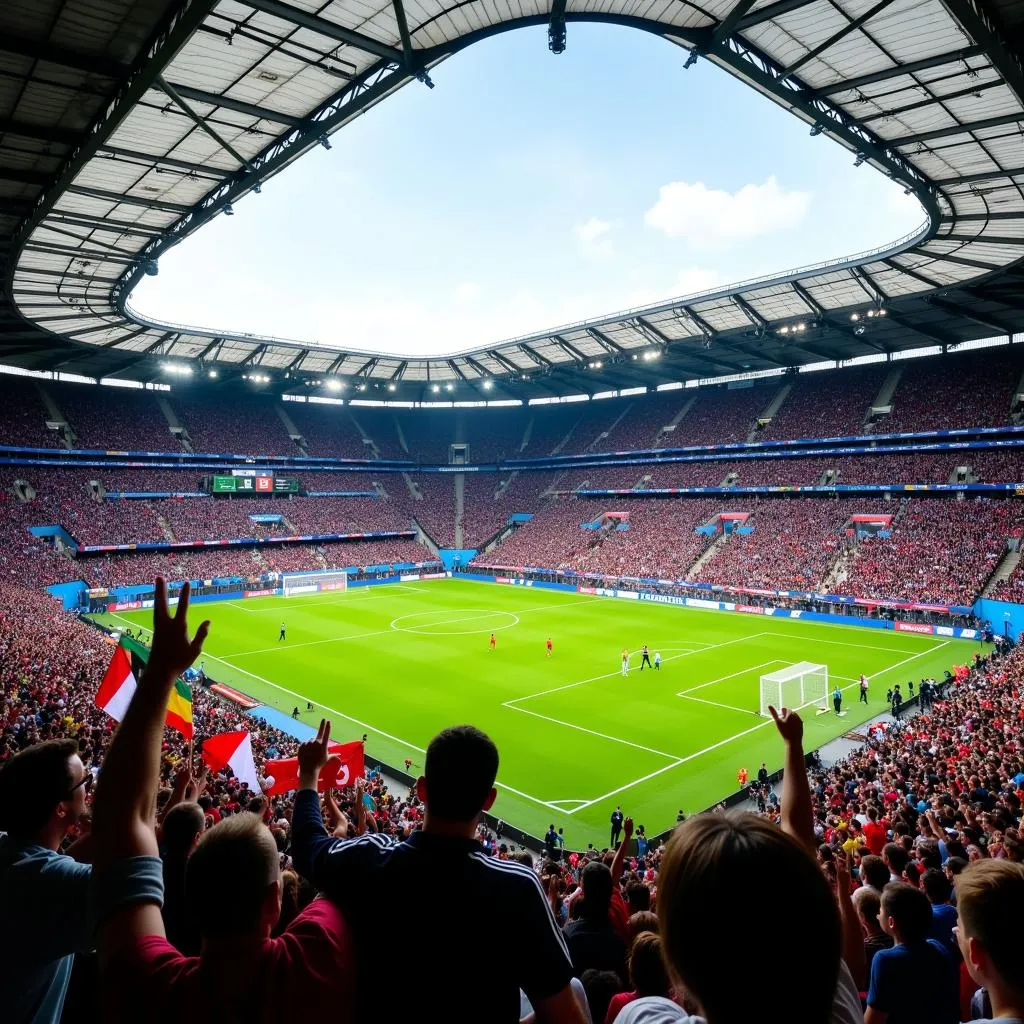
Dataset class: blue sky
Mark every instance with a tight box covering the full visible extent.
[132,24,924,357]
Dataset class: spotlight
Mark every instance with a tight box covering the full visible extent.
[431,384,440,393]
[208,369,218,378]
[482,380,493,390]
[779,325,790,334]
[445,383,454,392]
[357,383,366,391]
[388,383,396,392]
[224,203,234,216]
[850,313,860,322]
[877,308,887,317]
[326,379,342,392]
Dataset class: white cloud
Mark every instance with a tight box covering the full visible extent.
[454,281,481,302]
[673,267,724,296]
[644,176,811,246]
[574,216,614,260]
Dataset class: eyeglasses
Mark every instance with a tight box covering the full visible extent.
[68,773,93,796]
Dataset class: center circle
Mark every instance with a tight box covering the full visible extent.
[389,608,520,636]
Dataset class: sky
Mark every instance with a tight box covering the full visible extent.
[131,24,926,358]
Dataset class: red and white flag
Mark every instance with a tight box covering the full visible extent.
[94,643,137,723]
[263,740,364,795]
[202,731,261,792]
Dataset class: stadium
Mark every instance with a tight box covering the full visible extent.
[2,0,1024,1021]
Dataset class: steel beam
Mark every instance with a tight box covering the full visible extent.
[161,84,300,126]
[884,310,954,346]
[0,119,79,146]
[0,34,127,78]
[888,112,1024,147]
[0,167,50,186]
[156,77,252,172]
[815,46,985,96]
[681,305,717,338]
[928,296,1018,334]
[881,258,942,289]
[98,145,231,178]
[737,0,819,31]
[911,247,1000,272]
[940,0,1024,106]
[933,165,1024,187]
[585,327,624,353]
[783,0,897,77]
[240,0,404,64]
[65,185,190,214]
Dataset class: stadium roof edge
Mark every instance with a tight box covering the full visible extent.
[2,0,1024,400]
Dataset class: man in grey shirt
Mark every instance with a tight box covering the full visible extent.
[0,738,96,1023]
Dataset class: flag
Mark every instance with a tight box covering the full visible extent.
[263,740,364,796]
[202,731,260,791]
[95,634,193,740]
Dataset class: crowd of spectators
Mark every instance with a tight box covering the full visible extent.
[5,573,1024,1023]
[172,396,298,456]
[285,404,374,459]
[964,450,1024,484]
[671,385,770,446]
[838,499,1019,606]
[402,476,457,547]
[0,379,63,448]
[760,367,884,441]
[693,498,867,591]
[52,384,178,452]
[883,352,1022,433]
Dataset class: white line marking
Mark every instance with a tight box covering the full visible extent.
[763,633,940,655]
[868,640,951,679]
[676,661,784,696]
[565,759,686,814]
[505,703,681,760]
[222,628,396,658]
[506,633,768,706]
[678,693,759,715]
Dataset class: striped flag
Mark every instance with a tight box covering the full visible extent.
[95,634,194,740]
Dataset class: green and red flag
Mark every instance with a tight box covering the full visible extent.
[95,633,194,740]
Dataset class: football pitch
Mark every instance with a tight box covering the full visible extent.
[96,578,981,848]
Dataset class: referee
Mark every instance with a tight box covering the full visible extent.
[640,644,652,670]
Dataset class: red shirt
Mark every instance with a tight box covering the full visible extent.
[107,899,353,1023]
[863,820,888,856]
[606,991,638,1024]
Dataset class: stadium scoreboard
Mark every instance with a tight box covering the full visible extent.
[212,473,300,494]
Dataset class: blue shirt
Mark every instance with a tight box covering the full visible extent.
[0,837,94,1024]
[867,940,958,1024]
[930,903,959,952]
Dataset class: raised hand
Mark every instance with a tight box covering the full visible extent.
[148,578,210,679]
[769,705,804,746]
[297,719,332,788]
[623,816,635,841]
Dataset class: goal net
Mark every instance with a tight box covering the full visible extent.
[759,662,829,718]
[282,570,349,597]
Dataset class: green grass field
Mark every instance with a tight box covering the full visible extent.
[95,578,982,848]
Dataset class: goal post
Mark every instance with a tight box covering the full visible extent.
[759,662,830,718]
[281,570,349,597]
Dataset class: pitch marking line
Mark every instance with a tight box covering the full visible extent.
[678,694,759,715]
[676,661,784,697]
[506,633,769,707]
[106,613,564,813]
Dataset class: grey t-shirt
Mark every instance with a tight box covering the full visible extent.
[0,837,94,1024]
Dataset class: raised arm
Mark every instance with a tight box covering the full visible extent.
[769,706,815,856]
[611,816,634,884]
[835,850,866,989]
[91,578,209,961]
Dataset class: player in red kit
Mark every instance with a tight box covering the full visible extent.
[546,637,553,657]
[489,632,496,651]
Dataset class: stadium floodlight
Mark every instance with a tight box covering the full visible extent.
[325,379,342,392]
[431,384,440,393]
[388,383,396,392]
[357,383,366,391]
[207,369,218,378]
[850,313,860,322]
[162,363,192,376]
[482,380,493,390]
[445,383,454,392]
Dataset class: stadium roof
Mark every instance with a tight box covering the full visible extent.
[1,0,1023,401]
